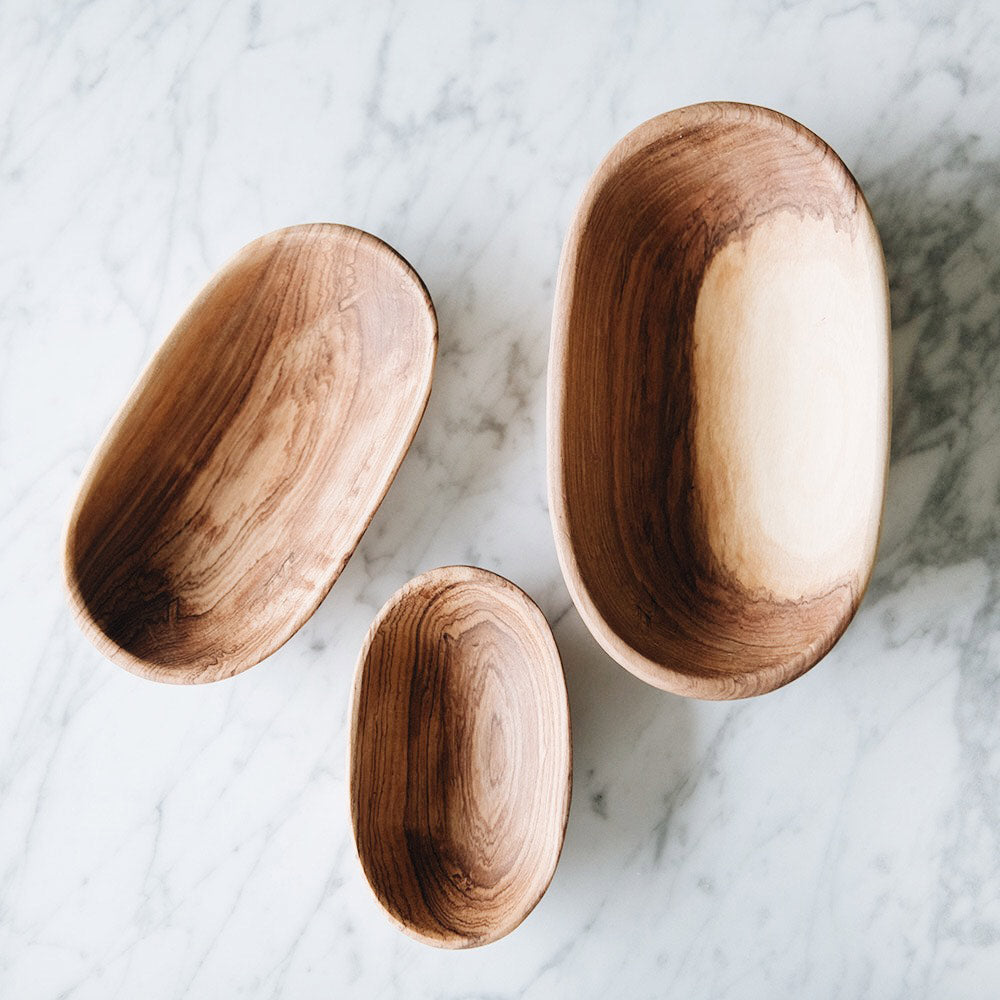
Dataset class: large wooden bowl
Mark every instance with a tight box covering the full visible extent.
[548,103,891,699]
[349,566,571,948]
[64,224,436,683]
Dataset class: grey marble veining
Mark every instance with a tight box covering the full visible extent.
[1,0,999,996]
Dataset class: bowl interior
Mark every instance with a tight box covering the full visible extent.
[350,568,570,947]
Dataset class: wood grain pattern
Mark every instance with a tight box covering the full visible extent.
[349,566,571,948]
[548,102,891,699]
[64,224,436,683]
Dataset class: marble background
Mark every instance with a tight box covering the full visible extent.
[2,0,999,996]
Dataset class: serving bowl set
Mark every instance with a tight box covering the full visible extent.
[63,102,891,947]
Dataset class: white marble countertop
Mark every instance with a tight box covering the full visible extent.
[3,0,999,996]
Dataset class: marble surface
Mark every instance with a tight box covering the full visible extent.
[2,0,999,996]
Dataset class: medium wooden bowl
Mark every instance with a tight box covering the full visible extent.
[64,224,436,683]
[349,566,571,948]
[548,103,891,699]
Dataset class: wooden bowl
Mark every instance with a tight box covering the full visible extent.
[349,566,571,948]
[64,224,436,683]
[548,103,891,699]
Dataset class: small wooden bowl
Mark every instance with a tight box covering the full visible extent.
[64,224,436,683]
[349,566,571,948]
[548,103,891,699]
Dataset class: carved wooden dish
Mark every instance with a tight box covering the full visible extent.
[64,224,436,683]
[349,566,571,948]
[548,102,891,699]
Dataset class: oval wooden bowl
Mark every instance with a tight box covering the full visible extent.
[548,102,891,699]
[349,566,571,948]
[64,224,437,683]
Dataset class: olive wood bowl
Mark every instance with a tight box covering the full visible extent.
[349,566,571,948]
[64,223,436,683]
[548,102,891,699]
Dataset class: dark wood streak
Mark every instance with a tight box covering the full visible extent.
[549,102,890,699]
[64,223,437,683]
[349,566,571,949]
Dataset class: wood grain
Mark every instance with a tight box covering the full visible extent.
[548,102,891,699]
[64,223,436,683]
[349,566,571,948]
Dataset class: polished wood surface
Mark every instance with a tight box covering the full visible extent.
[349,566,571,948]
[64,224,436,683]
[548,102,891,699]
